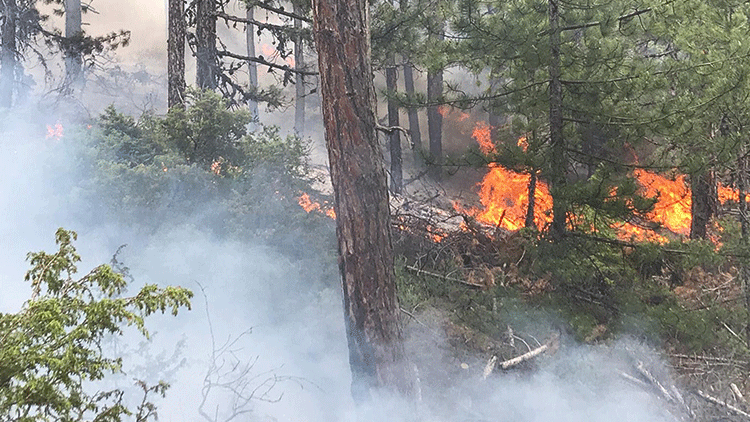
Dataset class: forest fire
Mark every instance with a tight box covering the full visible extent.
[297,192,336,219]
[460,121,745,243]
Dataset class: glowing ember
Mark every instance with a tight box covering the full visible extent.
[298,192,336,219]
[46,123,63,140]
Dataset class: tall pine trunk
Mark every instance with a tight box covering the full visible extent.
[64,0,82,88]
[0,0,17,108]
[400,0,421,155]
[548,0,567,238]
[293,2,304,134]
[690,170,716,239]
[246,4,258,119]
[426,66,442,180]
[403,62,421,153]
[168,0,186,109]
[386,59,402,193]
[196,0,217,90]
[312,0,413,402]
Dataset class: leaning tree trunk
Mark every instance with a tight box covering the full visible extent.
[64,0,83,89]
[548,0,567,239]
[386,57,402,193]
[246,3,258,119]
[312,0,413,402]
[0,0,17,108]
[168,0,186,109]
[293,2,305,134]
[196,0,217,90]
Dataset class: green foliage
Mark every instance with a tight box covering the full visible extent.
[0,228,192,422]
[82,90,314,238]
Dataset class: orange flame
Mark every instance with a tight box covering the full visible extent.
[472,121,495,155]
[46,123,63,140]
[298,192,336,219]
[632,169,691,236]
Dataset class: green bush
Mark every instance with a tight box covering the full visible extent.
[0,229,192,422]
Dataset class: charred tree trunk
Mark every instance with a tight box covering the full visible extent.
[525,171,537,229]
[196,0,217,90]
[426,66,443,180]
[312,0,413,402]
[293,2,305,134]
[246,4,258,119]
[386,59,402,193]
[0,0,17,108]
[548,0,567,239]
[168,0,186,109]
[64,0,83,89]
[690,170,716,239]
[736,151,750,348]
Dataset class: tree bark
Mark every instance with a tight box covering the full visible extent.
[196,0,217,90]
[0,0,17,108]
[689,170,716,239]
[386,60,402,193]
[293,2,305,134]
[312,0,413,402]
[168,0,186,109]
[426,66,443,180]
[246,4,258,119]
[64,0,83,88]
[548,0,567,238]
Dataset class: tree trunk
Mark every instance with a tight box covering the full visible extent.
[293,2,305,134]
[525,171,537,229]
[689,170,716,239]
[64,0,83,88]
[386,59,402,193]
[736,151,750,348]
[246,4,258,119]
[548,0,567,238]
[403,62,421,153]
[196,0,217,90]
[312,0,413,402]
[426,67,443,180]
[168,0,186,109]
[0,0,17,108]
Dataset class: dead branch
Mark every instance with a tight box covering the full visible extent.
[635,361,675,403]
[696,390,750,420]
[496,333,560,371]
[375,124,413,149]
[404,265,484,288]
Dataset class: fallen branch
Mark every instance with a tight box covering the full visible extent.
[498,333,559,371]
[404,265,484,288]
[635,361,675,403]
[696,390,750,420]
